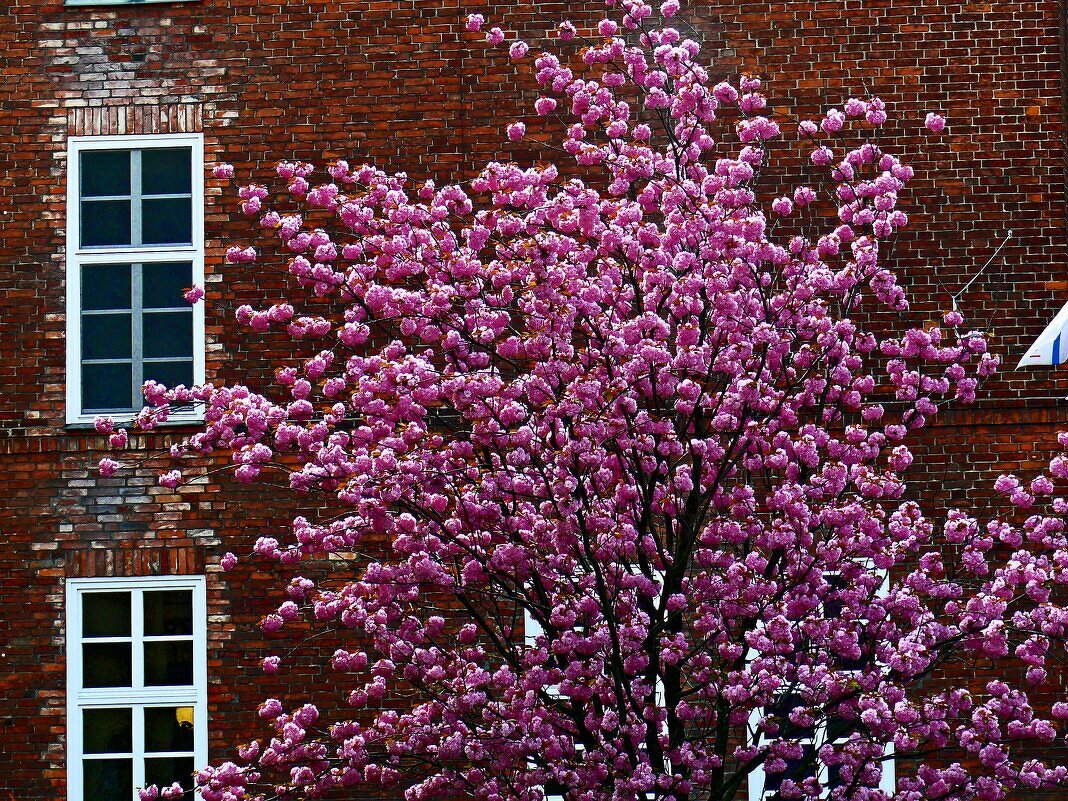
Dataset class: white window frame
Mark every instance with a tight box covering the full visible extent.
[66,575,208,801]
[65,133,205,425]
[747,565,895,800]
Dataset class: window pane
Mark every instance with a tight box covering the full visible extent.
[141,198,192,245]
[145,757,195,792]
[143,312,193,359]
[84,758,132,801]
[827,714,852,743]
[144,707,196,753]
[143,360,194,391]
[144,640,194,686]
[144,590,193,636]
[83,708,133,754]
[83,592,130,637]
[82,199,132,247]
[83,362,133,412]
[142,148,192,195]
[142,262,193,309]
[83,642,132,688]
[81,151,130,198]
[82,313,132,360]
[82,264,132,311]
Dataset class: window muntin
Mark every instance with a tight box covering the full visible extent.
[67,577,207,801]
[66,134,204,424]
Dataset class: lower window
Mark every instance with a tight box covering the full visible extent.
[67,576,207,800]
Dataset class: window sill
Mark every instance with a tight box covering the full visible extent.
[64,414,204,432]
[65,0,202,5]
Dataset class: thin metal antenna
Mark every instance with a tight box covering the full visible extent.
[950,229,1013,311]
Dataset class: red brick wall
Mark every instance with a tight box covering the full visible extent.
[0,0,1063,797]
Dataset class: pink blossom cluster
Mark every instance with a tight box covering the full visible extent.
[113,3,1068,801]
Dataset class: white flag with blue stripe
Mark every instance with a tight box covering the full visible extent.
[1017,300,1068,368]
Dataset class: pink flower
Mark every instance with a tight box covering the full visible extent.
[771,197,793,217]
[558,20,576,40]
[221,552,238,571]
[925,112,947,133]
[108,429,128,449]
[810,146,833,166]
[159,470,182,490]
[98,458,120,477]
[660,0,680,16]
[212,162,234,179]
[507,121,526,141]
[262,655,282,673]
[183,284,205,304]
[465,13,484,31]
[486,26,505,45]
[535,97,557,115]
[258,698,283,720]
[821,109,845,133]
[226,246,257,264]
[508,40,529,59]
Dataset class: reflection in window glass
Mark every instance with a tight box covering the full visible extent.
[82,593,131,637]
[144,591,194,636]
[82,643,133,688]
[83,708,133,754]
[144,640,194,687]
[144,707,196,752]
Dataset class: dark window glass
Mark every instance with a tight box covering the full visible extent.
[142,148,192,195]
[144,591,193,636]
[82,264,132,311]
[827,714,851,743]
[145,707,196,752]
[143,360,194,391]
[81,151,130,198]
[83,363,133,411]
[83,642,132,688]
[83,708,133,754]
[141,198,192,245]
[83,592,131,637]
[142,262,193,309]
[144,640,194,686]
[145,757,195,792]
[84,758,132,801]
[81,199,132,247]
[82,313,132,360]
[143,312,193,359]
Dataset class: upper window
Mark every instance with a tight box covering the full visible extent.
[66,576,207,801]
[66,134,205,424]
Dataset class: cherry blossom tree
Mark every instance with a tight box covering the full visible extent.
[106,3,1068,800]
